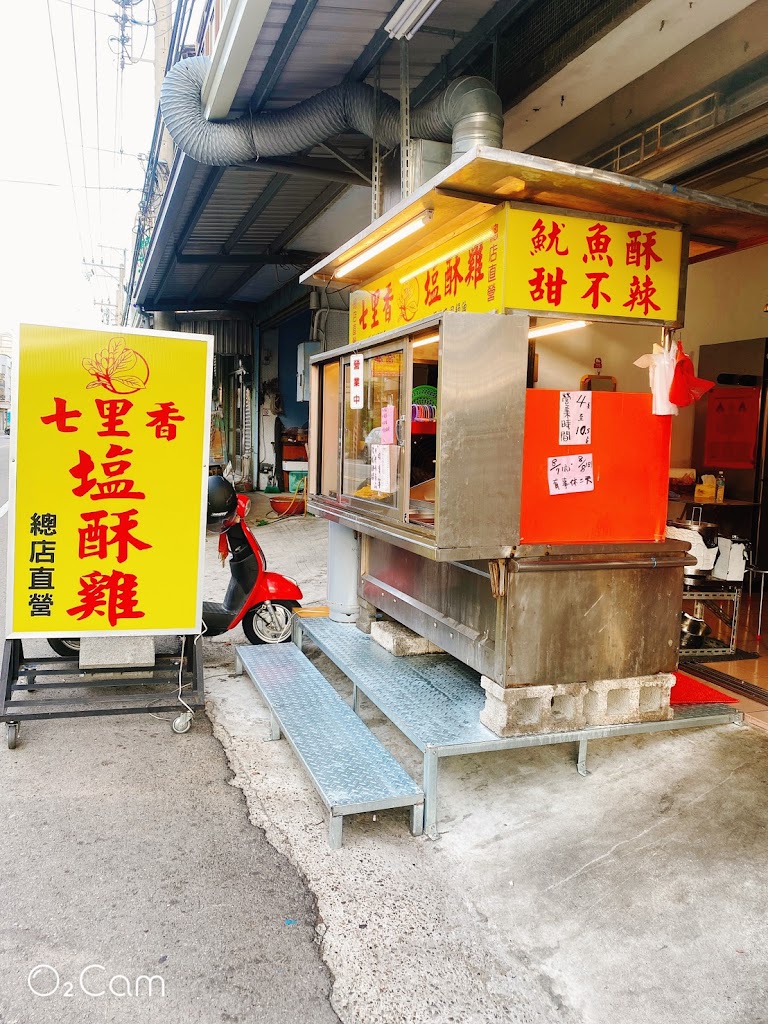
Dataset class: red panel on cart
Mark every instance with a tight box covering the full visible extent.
[519,391,671,544]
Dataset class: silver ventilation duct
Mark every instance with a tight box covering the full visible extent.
[160,55,503,167]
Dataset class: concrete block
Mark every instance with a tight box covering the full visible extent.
[79,636,156,670]
[584,673,673,727]
[479,672,673,737]
[370,620,443,656]
[480,678,588,736]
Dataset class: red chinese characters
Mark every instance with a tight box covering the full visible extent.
[581,272,612,310]
[67,570,144,627]
[529,267,568,306]
[623,274,661,316]
[38,392,184,626]
[583,223,613,266]
[530,218,569,257]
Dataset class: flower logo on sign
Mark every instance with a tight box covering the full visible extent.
[399,280,418,322]
[82,337,150,395]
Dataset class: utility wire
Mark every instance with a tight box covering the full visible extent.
[45,0,88,264]
[69,0,96,260]
[93,0,104,245]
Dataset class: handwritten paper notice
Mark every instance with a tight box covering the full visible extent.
[380,404,396,444]
[547,454,594,495]
[559,391,591,445]
[370,444,398,493]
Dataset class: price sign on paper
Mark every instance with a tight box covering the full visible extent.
[380,404,396,444]
[559,391,591,445]
[547,454,594,495]
[370,444,398,493]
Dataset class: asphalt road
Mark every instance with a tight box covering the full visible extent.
[0,433,339,1024]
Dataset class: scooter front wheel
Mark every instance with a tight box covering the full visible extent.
[242,601,299,645]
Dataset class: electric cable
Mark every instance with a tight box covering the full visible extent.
[68,0,97,262]
[93,0,103,243]
[45,0,89,264]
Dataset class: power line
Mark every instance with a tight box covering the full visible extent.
[45,0,88,263]
[69,0,97,260]
[93,0,104,247]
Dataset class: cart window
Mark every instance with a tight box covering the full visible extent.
[408,334,439,529]
[320,361,340,496]
[342,351,403,510]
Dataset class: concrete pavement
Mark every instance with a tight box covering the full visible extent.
[0,498,340,1023]
[5,485,768,1023]
[205,504,768,1024]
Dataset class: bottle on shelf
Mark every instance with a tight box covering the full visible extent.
[715,471,725,504]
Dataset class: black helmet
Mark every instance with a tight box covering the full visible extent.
[207,475,237,526]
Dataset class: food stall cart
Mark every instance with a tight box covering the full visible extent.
[300,147,768,737]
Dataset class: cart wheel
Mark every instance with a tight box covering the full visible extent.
[171,712,193,735]
[7,724,19,750]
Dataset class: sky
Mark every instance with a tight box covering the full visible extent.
[0,0,160,337]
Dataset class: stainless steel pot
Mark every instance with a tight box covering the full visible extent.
[681,611,712,637]
[668,511,720,578]
[669,518,719,547]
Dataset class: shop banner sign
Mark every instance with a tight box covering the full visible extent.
[349,209,505,344]
[504,207,682,323]
[7,324,213,638]
[348,204,682,343]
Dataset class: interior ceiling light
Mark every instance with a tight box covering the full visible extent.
[384,0,444,39]
[335,210,434,279]
[528,320,588,339]
[412,333,440,348]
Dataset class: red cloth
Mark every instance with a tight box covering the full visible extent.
[668,340,715,407]
[671,671,738,704]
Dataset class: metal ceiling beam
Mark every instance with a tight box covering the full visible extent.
[236,157,370,187]
[151,166,227,301]
[249,0,321,112]
[176,167,227,252]
[269,182,347,251]
[344,1,402,83]
[186,173,293,300]
[144,299,260,312]
[318,143,372,185]
[410,0,538,107]
[223,173,290,250]
[177,251,319,265]
[223,182,345,300]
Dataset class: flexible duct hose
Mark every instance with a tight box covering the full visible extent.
[160,55,503,167]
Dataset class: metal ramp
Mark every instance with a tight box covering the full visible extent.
[293,616,743,838]
[235,643,423,849]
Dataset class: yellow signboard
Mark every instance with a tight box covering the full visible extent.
[504,207,682,322]
[7,324,213,638]
[348,204,683,343]
[349,209,506,344]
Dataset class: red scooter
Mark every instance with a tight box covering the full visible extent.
[48,481,302,656]
[203,489,303,644]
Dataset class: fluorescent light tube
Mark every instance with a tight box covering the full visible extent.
[336,210,434,279]
[384,0,444,39]
[412,333,439,348]
[528,320,588,339]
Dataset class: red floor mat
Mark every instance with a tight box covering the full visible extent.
[671,671,739,705]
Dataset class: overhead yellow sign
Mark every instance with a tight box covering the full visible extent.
[7,324,213,638]
[348,204,682,342]
[350,209,506,344]
[504,207,682,321]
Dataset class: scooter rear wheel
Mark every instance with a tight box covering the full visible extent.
[242,601,299,645]
[48,638,81,657]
